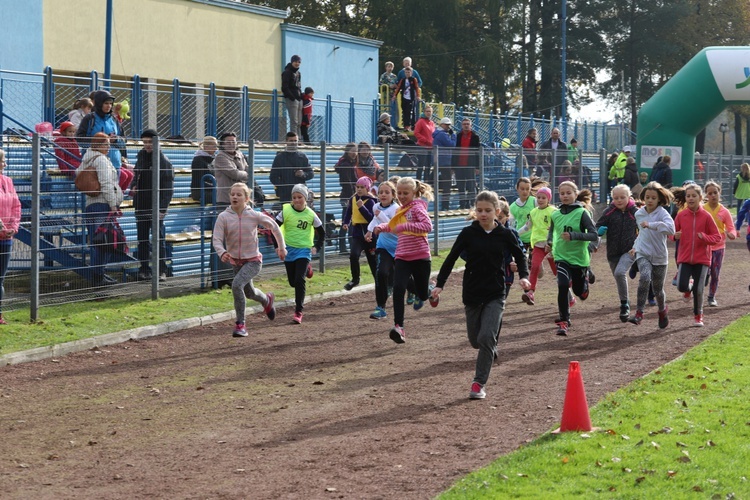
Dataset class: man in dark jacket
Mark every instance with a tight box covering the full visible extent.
[538,127,567,166]
[649,155,673,188]
[454,118,481,208]
[270,132,314,207]
[281,55,303,137]
[131,129,175,281]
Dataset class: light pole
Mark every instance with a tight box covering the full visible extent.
[719,123,728,155]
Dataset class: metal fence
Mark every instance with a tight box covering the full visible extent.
[1,67,630,152]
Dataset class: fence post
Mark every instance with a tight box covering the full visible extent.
[208,82,217,137]
[349,97,355,143]
[90,70,98,92]
[502,112,509,143]
[478,144,485,192]
[30,133,41,322]
[372,98,379,145]
[433,145,440,255]
[241,85,250,143]
[151,136,162,299]
[43,66,55,124]
[517,113,523,144]
[171,78,181,137]
[488,113,495,145]
[271,88,279,142]
[383,142,390,178]
[583,121,588,151]
[247,140,255,200]
[131,74,142,138]
[325,94,333,143]
[319,141,327,273]
[599,148,608,204]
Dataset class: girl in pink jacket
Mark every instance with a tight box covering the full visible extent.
[702,181,737,307]
[213,183,286,337]
[0,150,21,324]
[374,177,435,344]
[673,183,721,327]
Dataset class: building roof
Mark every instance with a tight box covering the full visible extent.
[188,0,288,19]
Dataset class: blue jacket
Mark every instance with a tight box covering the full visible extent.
[432,126,456,168]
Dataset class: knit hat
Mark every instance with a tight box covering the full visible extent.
[379,112,390,122]
[291,55,301,63]
[536,187,552,200]
[291,184,308,199]
[356,176,373,189]
[59,121,75,134]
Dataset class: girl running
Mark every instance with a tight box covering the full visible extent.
[517,186,557,305]
[703,181,737,307]
[509,177,536,253]
[673,183,721,327]
[374,177,435,344]
[365,180,400,319]
[275,184,325,324]
[546,181,599,336]
[342,176,378,291]
[432,191,529,400]
[595,184,638,322]
[628,182,675,328]
[498,200,524,298]
[734,198,750,292]
[213,183,286,337]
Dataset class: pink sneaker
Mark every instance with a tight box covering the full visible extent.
[293,311,303,324]
[469,382,486,399]
[263,292,276,321]
[522,290,535,305]
[693,314,704,327]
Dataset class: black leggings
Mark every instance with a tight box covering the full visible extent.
[375,249,415,308]
[393,259,431,326]
[556,261,589,322]
[284,258,309,313]
[349,234,377,283]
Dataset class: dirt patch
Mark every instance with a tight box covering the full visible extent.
[2,241,750,499]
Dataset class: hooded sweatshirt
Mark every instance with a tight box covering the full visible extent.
[281,63,302,101]
[633,205,675,265]
[76,90,125,167]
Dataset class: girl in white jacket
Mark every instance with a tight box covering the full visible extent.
[628,182,675,328]
[213,183,286,337]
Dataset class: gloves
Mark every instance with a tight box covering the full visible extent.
[597,226,608,236]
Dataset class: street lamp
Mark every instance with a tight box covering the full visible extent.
[719,123,728,155]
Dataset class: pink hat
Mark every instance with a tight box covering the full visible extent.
[536,187,552,200]
[356,176,373,189]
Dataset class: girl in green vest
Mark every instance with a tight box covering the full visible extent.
[275,184,325,324]
[733,163,750,211]
[546,181,599,336]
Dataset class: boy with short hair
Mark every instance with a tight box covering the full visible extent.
[301,87,314,144]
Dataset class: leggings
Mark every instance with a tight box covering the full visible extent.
[677,262,709,316]
[634,258,667,313]
[393,259,431,327]
[608,253,634,303]
[465,297,506,387]
[529,245,556,291]
[555,261,589,323]
[707,248,725,299]
[284,258,310,313]
[231,260,268,324]
[349,233,377,283]
[0,241,11,314]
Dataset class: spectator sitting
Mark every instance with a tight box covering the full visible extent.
[190,136,218,204]
[53,121,82,177]
[213,131,249,209]
[270,132,314,207]
[68,97,93,128]
[377,113,414,145]
[355,141,380,181]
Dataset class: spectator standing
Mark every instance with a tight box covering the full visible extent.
[213,132,248,209]
[649,155,673,188]
[379,61,399,125]
[567,138,579,163]
[522,128,538,167]
[53,121,82,177]
[623,157,639,189]
[609,146,631,186]
[301,87,314,144]
[413,105,435,182]
[281,55,303,137]
[77,90,127,174]
[190,136,218,204]
[270,132,314,207]
[392,67,420,131]
[733,162,750,209]
[355,141,380,181]
[396,57,423,87]
[131,129,175,282]
[68,97,93,128]
[454,118,481,208]
[0,150,21,325]
[432,117,456,211]
[538,127,567,166]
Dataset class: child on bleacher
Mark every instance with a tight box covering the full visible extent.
[275,184,325,324]
[301,87,314,144]
[342,176,378,291]
[53,121,82,177]
[373,177,435,344]
[213,183,285,337]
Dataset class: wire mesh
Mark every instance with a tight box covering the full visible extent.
[179,84,208,141]
[249,93,273,143]
[216,90,242,137]
[141,82,173,139]
[0,71,44,132]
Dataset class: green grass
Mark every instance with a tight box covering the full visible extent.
[0,255,456,355]
[440,315,750,499]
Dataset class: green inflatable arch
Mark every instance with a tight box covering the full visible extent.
[636,46,750,185]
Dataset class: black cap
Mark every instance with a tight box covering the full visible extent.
[141,128,158,139]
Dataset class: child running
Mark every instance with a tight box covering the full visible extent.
[595,184,638,322]
[546,181,599,336]
[517,186,557,305]
[628,182,675,328]
[365,179,400,319]
[498,199,525,298]
[673,183,721,327]
[509,177,536,253]
[213,183,285,337]
[342,176,378,291]
[703,180,737,307]
[374,177,435,344]
[432,191,530,400]
[275,184,325,324]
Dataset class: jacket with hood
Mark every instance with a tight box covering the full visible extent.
[596,199,638,261]
[436,220,529,306]
[673,206,721,266]
[432,126,456,167]
[650,160,673,188]
[132,148,174,215]
[623,161,639,188]
[281,63,302,101]
[633,205,675,265]
[413,114,435,147]
[212,205,284,263]
[77,90,126,167]
[78,149,123,210]
[334,153,358,203]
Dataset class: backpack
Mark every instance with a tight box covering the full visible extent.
[93,212,128,255]
[75,162,101,196]
[398,153,420,169]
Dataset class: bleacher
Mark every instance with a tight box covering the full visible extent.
[6,138,512,281]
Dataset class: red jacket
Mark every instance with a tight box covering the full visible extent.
[53,136,82,176]
[674,206,721,266]
[414,116,435,147]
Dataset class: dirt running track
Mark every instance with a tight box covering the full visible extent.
[2,240,750,499]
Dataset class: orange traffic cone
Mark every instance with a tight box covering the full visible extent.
[553,361,595,433]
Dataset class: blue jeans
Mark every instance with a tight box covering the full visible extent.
[84,202,112,282]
